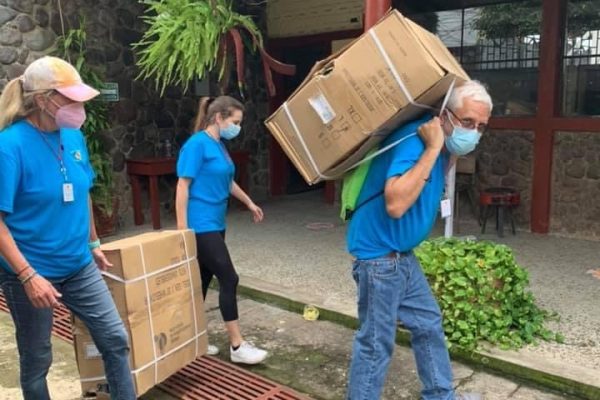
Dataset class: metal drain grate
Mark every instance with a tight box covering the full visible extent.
[0,291,310,400]
[160,356,308,400]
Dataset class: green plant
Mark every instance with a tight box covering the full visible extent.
[415,238,563,350]
[54,21,114,215]
[134,0,294,95]
[473,0,600,39]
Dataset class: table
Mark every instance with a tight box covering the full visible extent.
[127,158,175,230]
[127,152,250,230]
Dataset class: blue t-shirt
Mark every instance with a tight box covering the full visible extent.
[347,115,449,259]
[177,132,235,233]
[0,120,95,278]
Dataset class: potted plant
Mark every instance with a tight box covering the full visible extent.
[55,22,118,237]
[134,0,295,96]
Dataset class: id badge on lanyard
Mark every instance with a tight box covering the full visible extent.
[39,131,75,203]
[440,198,452,218]
[63,182,74,202]
[60,165,74,203]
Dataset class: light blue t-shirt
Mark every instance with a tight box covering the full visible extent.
[347,115,449,259]
[0,120,95,278]
[177,132,235,233]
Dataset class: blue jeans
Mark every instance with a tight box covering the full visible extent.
[0,262,135,400]
[347,252,454,400]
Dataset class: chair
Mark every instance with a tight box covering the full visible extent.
[479,187,520,237]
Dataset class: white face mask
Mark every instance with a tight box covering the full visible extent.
[220,123,241,140]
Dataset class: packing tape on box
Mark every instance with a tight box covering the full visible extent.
[181,231,200,360]
[79,329,207,385]
[100,258,194,285]
[282,102,336,181]
[368,30,436,112]
[86,231,203,387]
[283,101,419,180]
[341,79,455,170]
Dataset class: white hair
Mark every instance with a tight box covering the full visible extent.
[447,80,493,112]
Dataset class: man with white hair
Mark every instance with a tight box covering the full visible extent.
[345,80,492,400]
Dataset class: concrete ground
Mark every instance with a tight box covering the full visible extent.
[113,190,600,394]
[203,292,575,400]
[222,192,600,378]
[1,190,597,398]
[0,291,575,400]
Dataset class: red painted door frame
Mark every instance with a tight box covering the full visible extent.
[268,0,600,232]
[487,0,600,233]
[267,0,392,202]
[530,0,565,234]
[267,45,288,197]
[267,31,362,197]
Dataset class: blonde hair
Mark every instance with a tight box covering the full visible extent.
[0,77,49,131]
[192,96,244,133]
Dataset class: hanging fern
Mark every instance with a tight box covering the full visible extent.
[133,0,293,95]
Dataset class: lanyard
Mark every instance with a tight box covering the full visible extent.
[38,132,68,182]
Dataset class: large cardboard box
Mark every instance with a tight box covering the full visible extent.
[265,10,469,184]
[73,230,208,398]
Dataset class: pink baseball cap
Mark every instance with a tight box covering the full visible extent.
[21,56,100,102]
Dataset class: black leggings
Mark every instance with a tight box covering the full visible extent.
[195,231,239,322]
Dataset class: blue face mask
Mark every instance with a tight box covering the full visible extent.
[220,123,241,140]
[445,113,481,156]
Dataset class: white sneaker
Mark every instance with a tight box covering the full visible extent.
[230,341,268,364]
[207,344,220,356]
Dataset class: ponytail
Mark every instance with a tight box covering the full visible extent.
[0,78,25,131]
[192,97,213,133]
[191,95,244,134]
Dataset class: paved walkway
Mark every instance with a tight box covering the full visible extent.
[221,193,600,378]
[1,191,595,399]
[115,191,600,396]
[203,292,574,400]
[0,292,574,400]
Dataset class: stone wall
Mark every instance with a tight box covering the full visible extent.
[0,0,271,229]
[0,0,55,80]
[474,130,534,228]
[551,132,600,239]
[225,0,270,201]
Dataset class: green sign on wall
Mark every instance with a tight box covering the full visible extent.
[99,82,119,102]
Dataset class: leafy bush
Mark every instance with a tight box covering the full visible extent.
[54,21,114,215]
[415,238,563,350]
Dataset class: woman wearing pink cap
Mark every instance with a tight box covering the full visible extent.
[0,57,135,399]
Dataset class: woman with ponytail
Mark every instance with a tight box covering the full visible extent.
[176,95,268,364]
[0,56,135,399]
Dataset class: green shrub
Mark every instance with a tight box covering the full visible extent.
[54,20,113,215]
[415,238,563,350]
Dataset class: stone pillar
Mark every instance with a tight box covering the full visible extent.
[551,132,600,239]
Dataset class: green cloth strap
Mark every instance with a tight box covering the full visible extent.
[340,148,378,221]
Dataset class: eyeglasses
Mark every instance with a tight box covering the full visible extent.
[447,109,488,134]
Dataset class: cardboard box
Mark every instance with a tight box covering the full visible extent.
[265,10,469,184]
[267,0,363,38]
[73,230,208,398]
